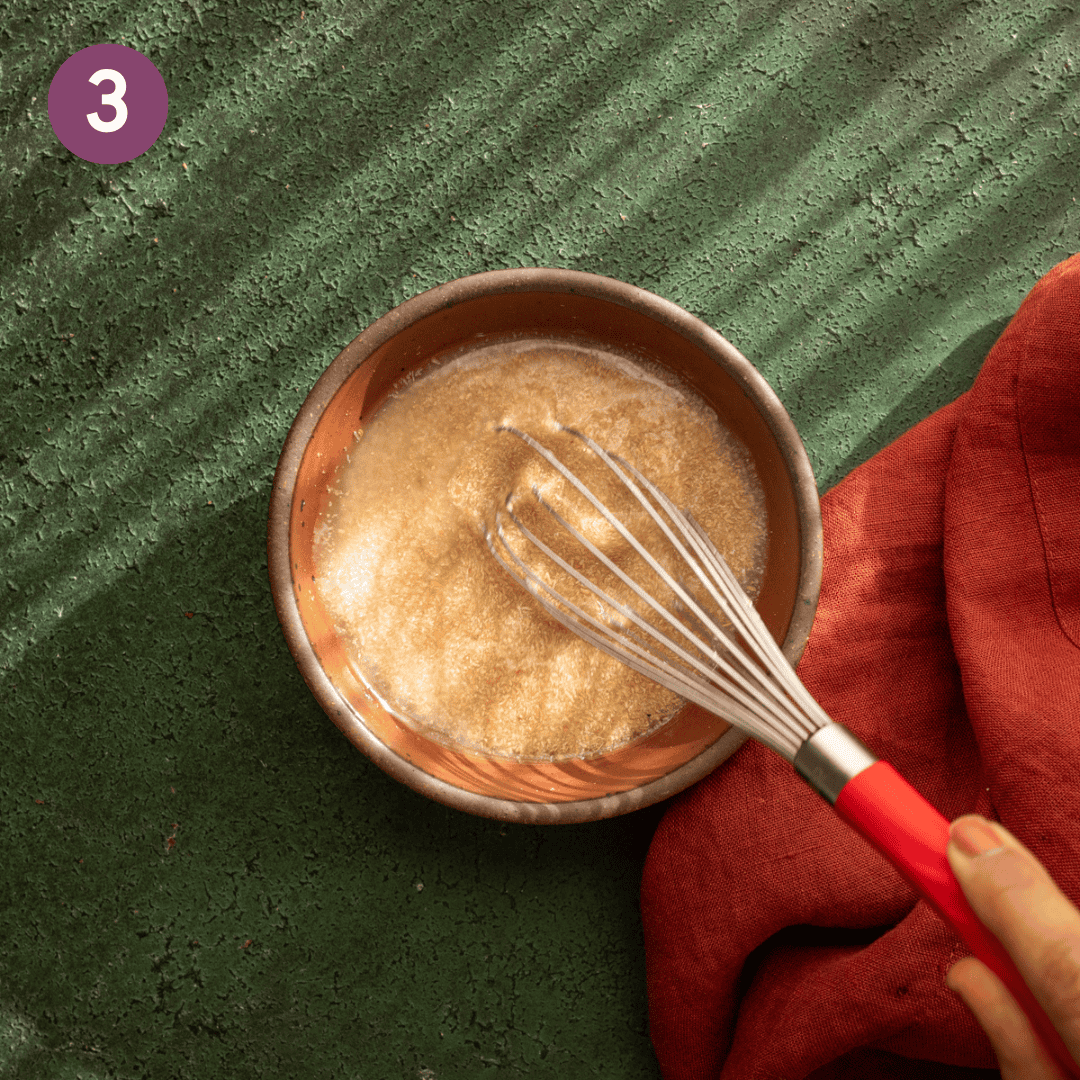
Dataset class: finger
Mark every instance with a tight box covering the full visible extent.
[947,815,1080,1067]
[946,955,1065,1080]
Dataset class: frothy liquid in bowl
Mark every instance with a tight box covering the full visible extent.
[314,339,767,760]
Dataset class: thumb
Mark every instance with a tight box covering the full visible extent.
[945,815,1080,1078]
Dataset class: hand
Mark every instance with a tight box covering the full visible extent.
[946,815,1080,1079]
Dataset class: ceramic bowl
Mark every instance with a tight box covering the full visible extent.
[267,268,821,823]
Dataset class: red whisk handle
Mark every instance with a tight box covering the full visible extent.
[835,758,1080,1079]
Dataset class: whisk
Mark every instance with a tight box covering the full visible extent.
[486,424,1078,1080]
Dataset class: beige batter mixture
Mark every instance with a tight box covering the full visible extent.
[314,337,767,760]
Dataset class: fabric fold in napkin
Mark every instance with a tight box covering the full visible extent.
[640,253,1080,1079]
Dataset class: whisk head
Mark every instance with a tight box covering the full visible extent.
[485,425,831,762]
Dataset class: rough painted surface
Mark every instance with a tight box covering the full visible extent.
[0,1,1077,1077]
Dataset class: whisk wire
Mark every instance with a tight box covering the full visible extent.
[504,425,757,674]
[678,508,830,727]
[487,513,796,746]
[500,426,726,639]
[613,453,830,733]
[489,521,725,709]
[489,425,828,759]
[562,431,822,739]
[516,491,731,681]
[493,500,799,747]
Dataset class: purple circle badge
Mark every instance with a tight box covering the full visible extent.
[48,44,168,165]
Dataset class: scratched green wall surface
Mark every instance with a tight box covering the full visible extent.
[1,0,1078,1077]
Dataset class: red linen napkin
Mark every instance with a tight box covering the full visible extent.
[641,253,1080,1079]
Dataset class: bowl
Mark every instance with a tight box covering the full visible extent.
[267,268,822,823]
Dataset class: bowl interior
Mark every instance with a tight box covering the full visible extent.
[273,274,821,822]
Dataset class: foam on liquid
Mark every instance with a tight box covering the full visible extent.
[314,338,768,760]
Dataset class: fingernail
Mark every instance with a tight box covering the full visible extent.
[950,817,1006,858]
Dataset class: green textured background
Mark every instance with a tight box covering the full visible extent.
[1,1,1078,1077]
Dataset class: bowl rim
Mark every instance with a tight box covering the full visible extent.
[267,267,823,823]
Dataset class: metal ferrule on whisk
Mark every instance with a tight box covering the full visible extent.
[794,723,879,805]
